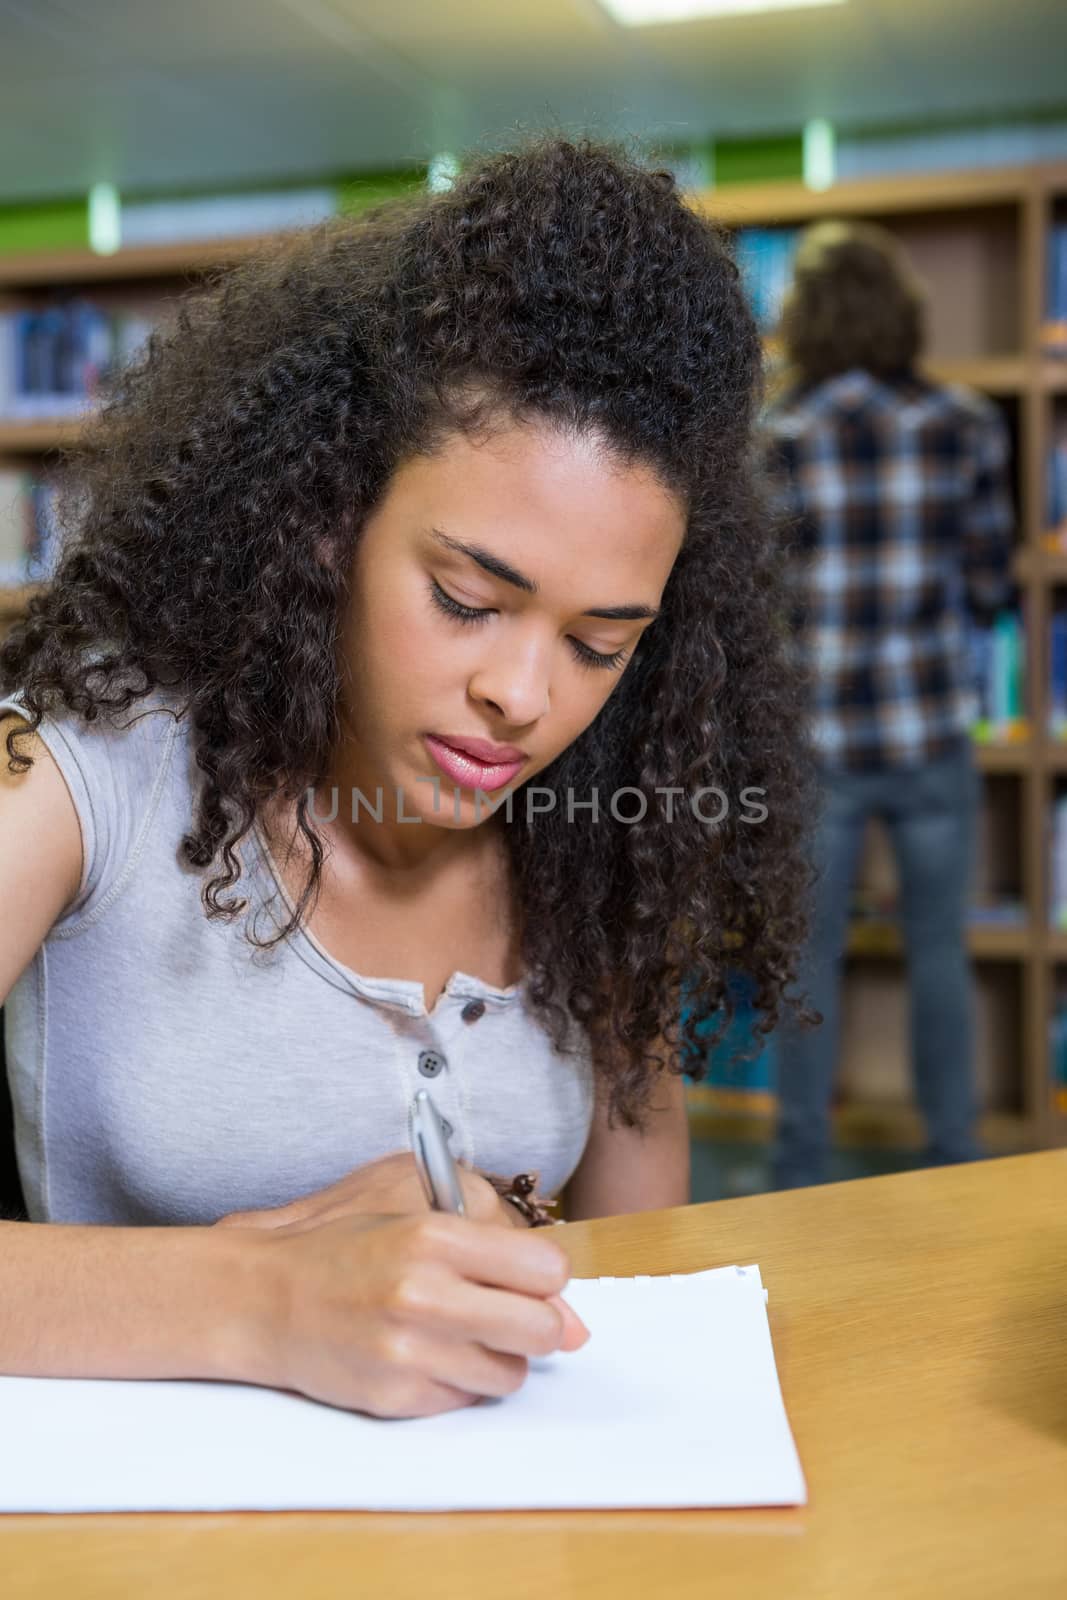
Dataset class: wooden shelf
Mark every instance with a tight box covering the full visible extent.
[974,740,1032,772]
[925,356,1027,394]
[0,417,85,453]
[1016,548,1067,582]
[685,1086,1031,1154]
[1007,546,1067,583]
[825,1105,1031,1154]
[1038,163,1067,197]
[0,582,41,621]
[693,166,1033,227]
[0,234,278,289]
[846,919,1029,960]
[766,350,1027,396]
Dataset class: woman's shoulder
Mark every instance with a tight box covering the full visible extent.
[0,683,189,931]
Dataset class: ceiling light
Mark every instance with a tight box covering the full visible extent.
[803,118,836,190]
[88,183,121,255]
[599,0,847,24]
[428,153,459,193]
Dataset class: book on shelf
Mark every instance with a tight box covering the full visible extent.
[966,609,1026,739]
[733,228,800,337]
[1050,794,1067,931]
[681,971,776,1114]
[1047,428,1067,534]
[0,302,155,422]
[0,470,61,585]
[967,898,1027,927]
[1050,612,1067,739]
[849,888,1026,930]
[1043,218,1067,359]
[1048,999,1067,1115]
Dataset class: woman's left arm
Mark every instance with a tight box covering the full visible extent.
[561,1066,690,1222]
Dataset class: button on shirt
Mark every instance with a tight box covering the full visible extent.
[0,688,597,1225]
[762,369,1014,772]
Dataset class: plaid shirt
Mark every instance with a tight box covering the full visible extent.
[762,368,1014,771]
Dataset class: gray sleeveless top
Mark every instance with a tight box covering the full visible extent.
[1,689,595,1225]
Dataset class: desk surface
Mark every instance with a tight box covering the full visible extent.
[5,1151,1067,1600]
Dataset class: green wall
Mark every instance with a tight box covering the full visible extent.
[0,198,88,254]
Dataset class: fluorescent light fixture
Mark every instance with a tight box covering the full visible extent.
[600,0,847,24]
[88,182,121,255]
[803,118,836,190]
[427,152,459,193]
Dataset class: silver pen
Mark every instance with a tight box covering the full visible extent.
[409,1088,466,1215]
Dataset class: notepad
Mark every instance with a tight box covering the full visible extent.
[0,1263,806,1512]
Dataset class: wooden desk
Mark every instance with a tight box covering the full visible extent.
[4,1151,1066,1599]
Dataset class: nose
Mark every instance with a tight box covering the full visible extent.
[468,632,551,727]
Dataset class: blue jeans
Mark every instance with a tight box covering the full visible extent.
[772,737,984,1189]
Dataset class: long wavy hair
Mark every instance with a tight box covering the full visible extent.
[2,136,816,1126]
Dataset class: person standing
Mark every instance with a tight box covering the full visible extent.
[763,220,1015,1189]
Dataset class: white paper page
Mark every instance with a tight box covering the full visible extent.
[0,1263,805,1513]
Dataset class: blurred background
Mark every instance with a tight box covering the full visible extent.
[2,0,1067,1201]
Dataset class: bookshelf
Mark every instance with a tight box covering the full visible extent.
[0,239,256,598]
[0,420,83,453]
[689,161,1067,1156]
[2,167,1067,1154]
[0,237,266,289]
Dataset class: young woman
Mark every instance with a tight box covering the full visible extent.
[0,138,812,1418]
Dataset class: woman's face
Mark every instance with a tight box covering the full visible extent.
[336,417,686,834]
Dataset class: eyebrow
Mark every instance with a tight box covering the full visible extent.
[427,528,660,621]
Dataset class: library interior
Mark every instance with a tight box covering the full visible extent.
[0,0,1065,1591]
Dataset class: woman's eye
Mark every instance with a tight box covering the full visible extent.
[570,639,629,672]
[429,579,493,625]
[429,579,629,672]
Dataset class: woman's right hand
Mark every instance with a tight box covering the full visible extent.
[242,1210,591,1418]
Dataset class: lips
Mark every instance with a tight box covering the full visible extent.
[431,734,528,763]
[424,735,527,794]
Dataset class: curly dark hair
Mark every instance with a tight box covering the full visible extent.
[780,219,925,386]
[2,135,816,1127]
